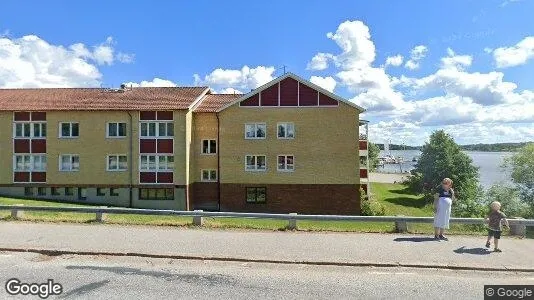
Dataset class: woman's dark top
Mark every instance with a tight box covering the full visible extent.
[436,186,454,198]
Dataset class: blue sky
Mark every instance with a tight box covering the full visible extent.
[1,0,533,145]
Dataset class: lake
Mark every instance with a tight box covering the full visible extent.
[377,150,513,189]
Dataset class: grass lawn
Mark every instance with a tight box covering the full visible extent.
[0,185,531,237]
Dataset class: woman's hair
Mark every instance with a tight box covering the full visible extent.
[490,201,501,210]
[442,178,453,186]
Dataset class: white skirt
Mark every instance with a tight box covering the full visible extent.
[434,197,452,229]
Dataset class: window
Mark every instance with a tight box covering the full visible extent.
[246,187,266,203]
[51,187,60,196]
[60,155,79,171]
[201,169,217,182]
[13,155,46,171]
[277,155,295,172]
[24,187,33,196]
[245,155,266,171]
[65,187,74,196]
[37,187,46,196]
[96,188,106,196]
[107,155,127,171]
[78,187,87,200]
[201,139,217,154]
[277,122,295,139]
[140,122,173,137]
[107,122,126,138]
[59,122,79,138]
[14,123,31,138]
[110,188,119,196]
[14,123,46,138]
[33,123,46,138]
[140,155,174,171]
[139,188,174,200]
[245,123,266,139]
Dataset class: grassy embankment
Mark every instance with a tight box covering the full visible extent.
[0,183,531,237]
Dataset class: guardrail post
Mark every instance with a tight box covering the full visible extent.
[395,215,408,233]
[288,213,298,230]
[95,206,107,223]
[193,210,204,226]
[510,217,526,237]
[11,204,24,220]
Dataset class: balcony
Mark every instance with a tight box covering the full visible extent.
[359,140,368,150]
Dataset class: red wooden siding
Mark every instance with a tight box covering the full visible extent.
[31,112,46,121]
[14,139,30,153]
[140,139,157,153]
[260,84,279,106]
[31,172,46,182]
[156,111,173,120]
[279,78,299,106]
[14,172,30,182]
[31,140,46,153]
[299,83,318,106]
[140,111,156,120]
[157,139,173,153]
[140,172,157,183]
[14,112,30,121]
[319,93,338,106]
[360,169,368,178]
[240,94,259,106]
[157,172,173,183]
[359,140,367,150]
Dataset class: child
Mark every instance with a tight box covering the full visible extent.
[485,201,509,252]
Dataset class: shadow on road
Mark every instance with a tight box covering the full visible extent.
[393,237,437,242]
[453,246,491,255]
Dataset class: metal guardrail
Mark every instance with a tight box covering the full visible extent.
[0,205,532,234]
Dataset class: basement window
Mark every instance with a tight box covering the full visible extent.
[246,187,266,204]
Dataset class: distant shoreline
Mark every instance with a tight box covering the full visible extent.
[373,142,531,152]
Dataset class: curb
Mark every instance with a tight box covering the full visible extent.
[1,247,533,273]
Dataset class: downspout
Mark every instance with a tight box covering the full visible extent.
[127,111,133,208]
[216,113,221,211]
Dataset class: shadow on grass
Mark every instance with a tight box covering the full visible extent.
[390,187,417,195]
[384,196,427,208]
[393,237,437,242]
[453,246,491,255]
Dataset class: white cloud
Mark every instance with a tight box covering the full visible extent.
[0,34,133,88]
[123,78,177,87]
[492,36,534,68]
[117,52,135,63]
[385,55,403,67]
[194,65,276,91]
[404,45,428,70]
[217,87,242,94]
[309,76,336,92]
[306,53,334,70]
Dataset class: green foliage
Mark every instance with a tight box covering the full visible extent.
[376,143,421,150]
[360,188,386,216]
[368,142,380,171]
[409,130,484,217]
[484,184,531,218]
[460,142,530,152]
[504,143,534,212]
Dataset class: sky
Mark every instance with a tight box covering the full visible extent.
[1,0,533,145]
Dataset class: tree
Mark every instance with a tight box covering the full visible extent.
[368,142,380,171]
[409,130,483,217]
[484,184,530,218]
[504,143,534,213]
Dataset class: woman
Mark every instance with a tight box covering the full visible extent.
[433,178,455,240]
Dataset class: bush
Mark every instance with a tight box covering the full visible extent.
[483,184,531,218]
[360,188,386,216]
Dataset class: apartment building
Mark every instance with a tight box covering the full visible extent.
[0,73,366,214]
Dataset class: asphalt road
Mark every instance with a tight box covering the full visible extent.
[1,252,533,300]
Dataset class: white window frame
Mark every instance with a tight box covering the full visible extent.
[59,154,80,171]
[13,155,47,171]
[13,122,47,139]
[244,123,266,140]
[139,155,174,171]
[201,169,217,182]
[106,154,128,171]
[245,155,267,172]
[106,122,127,138]
[201,139,217,155]
[277,155,295,172]
[139,121,174,138]
[59,122,79,138]
[277,122,295,139]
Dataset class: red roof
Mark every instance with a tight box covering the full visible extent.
[0,87,208,111]
[194,93,242,112]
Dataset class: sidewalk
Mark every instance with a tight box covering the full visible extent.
[1,222,533,271]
